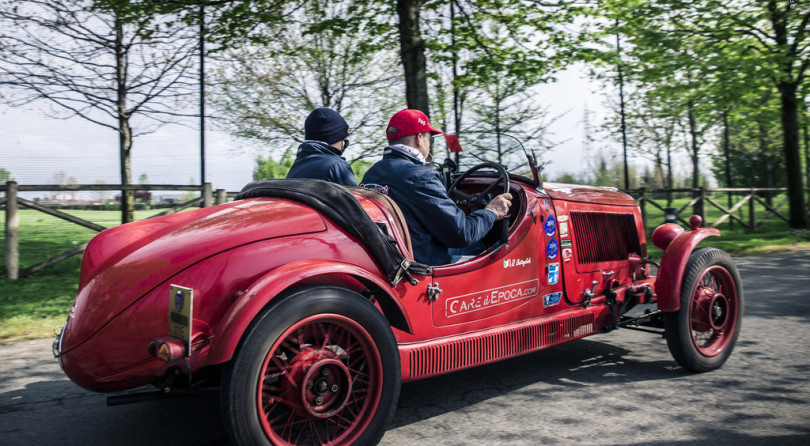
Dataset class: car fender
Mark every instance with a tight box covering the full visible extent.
[206,259,408,364]
[655,228,720,312]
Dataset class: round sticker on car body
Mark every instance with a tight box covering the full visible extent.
[546,238,559,259]
[544,215,556,236]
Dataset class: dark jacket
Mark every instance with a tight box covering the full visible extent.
[286,141,357,186]
[361,146,496,265]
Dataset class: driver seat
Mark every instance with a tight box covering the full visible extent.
[351,188,413,257]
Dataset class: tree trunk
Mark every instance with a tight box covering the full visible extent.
[687,102,701,217]
[723,111,733,227]
[777,81,808,228]
[396,0,429,115]
[115,16,134,224]
[758,115,773,206]
[666,128,673,205]
[768,0,807,228]
[802,96,809,210]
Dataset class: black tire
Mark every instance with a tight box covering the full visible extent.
[220,286,400,445]
[663,247,743,372]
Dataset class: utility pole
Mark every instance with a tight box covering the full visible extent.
[616,19,629,191]
[199,4,206,188]
[451,0,460,166]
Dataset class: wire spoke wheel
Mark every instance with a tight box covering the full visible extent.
[688,266,737,356]
[664,248,743,372]
[258,315,383,445]
[222,286,400,446]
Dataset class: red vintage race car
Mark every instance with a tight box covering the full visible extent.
[54,142,742,445]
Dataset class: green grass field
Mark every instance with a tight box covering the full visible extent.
[0,209,175,342]
[1,200,808,343]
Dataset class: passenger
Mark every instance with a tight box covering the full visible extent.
[361,109,512,265]
[286,108,357,186]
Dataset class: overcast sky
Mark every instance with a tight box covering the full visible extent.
[1,63,661,196]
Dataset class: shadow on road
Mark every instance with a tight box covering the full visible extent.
[389,337,682,431]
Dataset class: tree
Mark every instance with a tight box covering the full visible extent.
[461,80,553,173]
[0,0,198,223]
[354,0,585,116]
[212,0,402,164]
[0,167,13,182]
[599,0,809,228]
[710,88,786,192]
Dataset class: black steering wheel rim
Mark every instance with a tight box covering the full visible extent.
[447,162,511,251]
[447,162,510,210]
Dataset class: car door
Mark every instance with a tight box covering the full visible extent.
[429,190,564,328]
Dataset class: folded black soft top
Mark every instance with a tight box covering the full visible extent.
[235,178,428,286]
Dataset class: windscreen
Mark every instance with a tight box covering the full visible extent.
[428,132,542,178]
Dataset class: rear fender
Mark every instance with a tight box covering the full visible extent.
[654,228,720,312]
[206,260,408,364]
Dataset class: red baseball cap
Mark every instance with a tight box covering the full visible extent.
[386,109,445,140]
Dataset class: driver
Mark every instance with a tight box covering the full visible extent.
[361,109,512,265]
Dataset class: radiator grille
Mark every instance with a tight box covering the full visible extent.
[408,312,594,379]
[570,211,640,264]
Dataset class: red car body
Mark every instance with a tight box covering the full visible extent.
[56,170,742,445]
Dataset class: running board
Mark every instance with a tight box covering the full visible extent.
[400,307,599,381]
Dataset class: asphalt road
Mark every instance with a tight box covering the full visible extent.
[2,249,809,445]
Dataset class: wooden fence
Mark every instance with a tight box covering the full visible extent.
[2,182,231,279]
[627,187,810,230]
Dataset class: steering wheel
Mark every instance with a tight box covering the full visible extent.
[447,162,511,248]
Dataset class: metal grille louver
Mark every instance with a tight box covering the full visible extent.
[408,313,594,379]
[570,212,640,264]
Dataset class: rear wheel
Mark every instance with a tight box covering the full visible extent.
[664,248,743,372]
[221,286,400,445]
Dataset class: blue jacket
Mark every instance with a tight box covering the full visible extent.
[361,146,496,265]
[286,142,357,186]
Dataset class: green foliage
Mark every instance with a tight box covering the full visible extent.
[0,167,13,182]
[93,0,293,52]
[594,0,809,227]
[211,0,401,164]
[710,89,787,188]
[350,158,374,184]
[427,0,587,90]
[254,151,296,180]
[550,172,587,184]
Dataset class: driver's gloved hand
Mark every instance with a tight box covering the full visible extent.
[485,193,513,220]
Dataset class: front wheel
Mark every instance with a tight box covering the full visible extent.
[221,286,400,445]
[663,248,743,372]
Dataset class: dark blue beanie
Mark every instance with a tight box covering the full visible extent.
[304,108,349,144]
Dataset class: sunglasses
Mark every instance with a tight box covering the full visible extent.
[343,139,349,149]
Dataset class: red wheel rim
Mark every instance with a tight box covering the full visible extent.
[256,314,383,445]
[688,266,739,357]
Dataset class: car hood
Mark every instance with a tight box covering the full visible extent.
[63,198,326,352]
[542,182,637,206]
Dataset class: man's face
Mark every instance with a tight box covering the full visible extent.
[418,132,431,158]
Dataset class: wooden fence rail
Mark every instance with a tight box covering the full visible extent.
[626,187,810,231]
[2,182,229,279]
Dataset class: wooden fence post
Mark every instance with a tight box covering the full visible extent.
[5,181,19,280]
[639,187,647,231]
[699,187,706,224]
[749,188,756,231]
[202,183,213,208]
[215,189,227,205]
